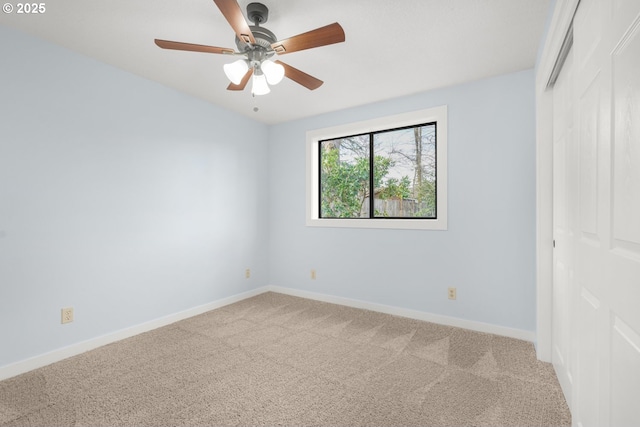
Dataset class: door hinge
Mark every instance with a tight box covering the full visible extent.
[553,239,556,248]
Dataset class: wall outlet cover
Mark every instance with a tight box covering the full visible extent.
[61,307,74,324]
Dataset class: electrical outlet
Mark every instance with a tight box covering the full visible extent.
[61,307,74,324]
[245,268,251,279]
[448,287,457,300]
[310,269,317,280]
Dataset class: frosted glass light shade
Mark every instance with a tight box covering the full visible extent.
[223,59,249,85]
[261,59,285,85]
[252,73,270,96]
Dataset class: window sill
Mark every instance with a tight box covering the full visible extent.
[305,217,447,230]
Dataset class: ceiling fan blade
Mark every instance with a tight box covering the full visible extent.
[213,0,256,45]
[275,61,323,90]
[227,68,253,91]
[155,39,235,55]
[271,23,345,55]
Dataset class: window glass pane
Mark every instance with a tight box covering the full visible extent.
[372,124,436,218]
[320,135,370,218]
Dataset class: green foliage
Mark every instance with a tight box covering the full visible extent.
[378,176,412,200]
[414,180,436,217]
[320,147,368,218]
[321,145,397,218]
[372,156,392,190]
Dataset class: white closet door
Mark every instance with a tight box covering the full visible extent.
[571,0,640,425]
[552,44,576,408]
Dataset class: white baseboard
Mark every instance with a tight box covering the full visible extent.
[265,285,536,342]
[1,285,535,381]
[0,287,268,381]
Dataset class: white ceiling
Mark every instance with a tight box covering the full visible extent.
[0,0,550,124]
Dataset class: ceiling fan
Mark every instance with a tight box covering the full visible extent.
[154,0,345,96]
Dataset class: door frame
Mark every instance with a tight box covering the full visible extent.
[535,0,581,362]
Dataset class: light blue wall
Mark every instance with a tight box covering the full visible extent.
[268,69,537,332]
[0,26,269,367]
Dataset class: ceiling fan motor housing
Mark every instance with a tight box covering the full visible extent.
[235,26,278,66]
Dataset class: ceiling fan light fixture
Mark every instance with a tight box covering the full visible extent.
[223,59,249,85]
[261,59,285,85]
[251,72,270,96]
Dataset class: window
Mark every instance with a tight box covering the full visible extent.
[307,106,447,230]
[320,123,437,219]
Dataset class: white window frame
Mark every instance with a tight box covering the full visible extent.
[306,105,447,230]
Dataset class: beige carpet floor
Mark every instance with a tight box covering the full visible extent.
[0,292,571,426]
